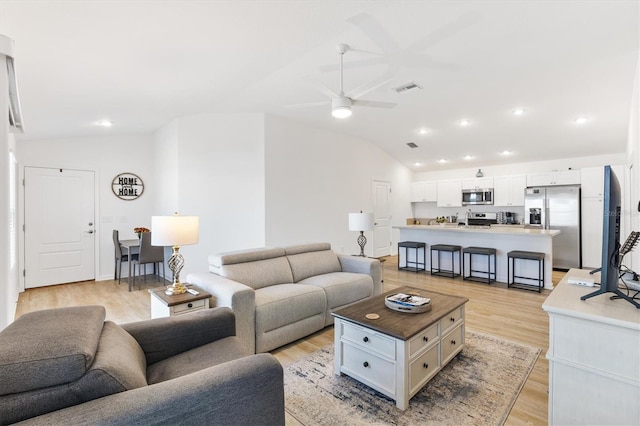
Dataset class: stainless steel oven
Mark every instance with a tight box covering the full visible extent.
[462,188,493,205]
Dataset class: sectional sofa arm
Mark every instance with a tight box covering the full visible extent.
[121,307,236,365]
[337,254,383,295]
[16,354,285,426]
[186,272,257,354]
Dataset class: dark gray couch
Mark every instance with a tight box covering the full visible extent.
[0,305,284,425]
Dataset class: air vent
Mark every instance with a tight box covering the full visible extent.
[394,81,422,93]
[406,142,418,149]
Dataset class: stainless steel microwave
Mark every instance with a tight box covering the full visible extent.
[462,188,494,205]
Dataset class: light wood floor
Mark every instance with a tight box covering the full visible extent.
[15,257,562,426]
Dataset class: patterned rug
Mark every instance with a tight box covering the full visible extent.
[284,330,540,426]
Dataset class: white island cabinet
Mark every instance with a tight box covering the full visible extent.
[543,269,640,425]
[395,225,560,289]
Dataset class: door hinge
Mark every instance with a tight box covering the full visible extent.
[23,269,25,277]
[22,178,25,186]
[23,224,25,232]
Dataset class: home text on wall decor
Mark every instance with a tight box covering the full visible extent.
[112,172,144,200]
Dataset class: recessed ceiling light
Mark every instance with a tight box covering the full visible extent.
[414,162,422,166]
[501,150,512,156]
[418,128,429,135]
[512,108,525,116]
[463,155,474,160]
[437,159,448,164]
[95,120,113,127]
[574,116,589,125]
[458,119,471,127]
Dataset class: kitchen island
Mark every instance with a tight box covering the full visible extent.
[395,224,561,289]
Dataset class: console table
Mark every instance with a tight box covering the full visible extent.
[542,269,640,425]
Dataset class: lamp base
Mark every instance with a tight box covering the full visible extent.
[165,282,188,295]
[357,231,367,257]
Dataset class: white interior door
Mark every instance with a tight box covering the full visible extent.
[25,167,95,288]
[372,180,392,258]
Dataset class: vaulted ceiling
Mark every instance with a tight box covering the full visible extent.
[1,0,638,171]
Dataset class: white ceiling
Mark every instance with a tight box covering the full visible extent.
[1,0,638,171]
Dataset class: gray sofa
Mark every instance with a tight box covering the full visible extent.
[0,305,284,425]
[187,242,382,354]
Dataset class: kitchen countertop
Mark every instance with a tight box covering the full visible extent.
[395,224,561,237]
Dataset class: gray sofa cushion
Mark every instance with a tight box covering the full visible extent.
[0,305,105,395]
[147,336,249,385]
[286,249,342,282]
[255,284,326,334]
[72,321,147,398]
[299,272,374,326]
[209,247,286,267]
[217,257,294,290]
[0,319,147,425]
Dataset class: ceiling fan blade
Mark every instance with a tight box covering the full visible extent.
[352,99,397,109]
[348,13,400,54]
[318,56,383,73]
[284,100,329,109]
[408,11,481,53]
[303,75,338,99]
[347,70,396,100]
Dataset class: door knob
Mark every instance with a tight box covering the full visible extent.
[85,230,94,234]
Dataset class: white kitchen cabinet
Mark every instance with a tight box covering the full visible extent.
[411,181,437,202]
[437,180,462,207]
[461,177,493,190]
[581,197,604,268]
[580,165,624,268]
[580,167,604,198]
[527,170,581,187]
[493,175,526,207]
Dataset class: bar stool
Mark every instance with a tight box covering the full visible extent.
[507,250,545,292]
[462,246,496,284]
[430,244,462,278]
[398,241,426,272]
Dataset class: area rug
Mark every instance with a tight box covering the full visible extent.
[284,330,540,426]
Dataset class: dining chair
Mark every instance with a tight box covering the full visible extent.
[113,229,138,283]
[132,232,165,290]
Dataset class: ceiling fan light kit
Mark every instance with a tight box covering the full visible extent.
[332,96,352,118]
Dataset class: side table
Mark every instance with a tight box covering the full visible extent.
[149,285,211,318]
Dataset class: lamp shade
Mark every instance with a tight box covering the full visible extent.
[151,215,199,246]
[348,212,374,232]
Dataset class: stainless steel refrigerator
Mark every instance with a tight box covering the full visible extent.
[524,185,581,269]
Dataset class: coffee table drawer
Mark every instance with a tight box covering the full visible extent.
[342,342,395,395]
[341,321,395,359]
[409,343,440,393]
[440,307,463,334]
[409,323,438,357]
[441,323,464,363]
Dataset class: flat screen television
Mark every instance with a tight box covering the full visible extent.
[581,165,640,308]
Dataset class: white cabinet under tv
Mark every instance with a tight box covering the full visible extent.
[543,270,640,426]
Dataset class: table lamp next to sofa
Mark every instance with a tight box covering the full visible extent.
[349,211,374,257]
[151,214,199,295]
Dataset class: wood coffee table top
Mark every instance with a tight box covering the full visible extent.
[332,286,468,341]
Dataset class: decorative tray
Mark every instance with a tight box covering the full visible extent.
[385,293,432,313]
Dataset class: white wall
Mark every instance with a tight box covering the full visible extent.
[16,134,156,281]
[153,113,266,278]
[264,115,413,256]
[626,55,640,270]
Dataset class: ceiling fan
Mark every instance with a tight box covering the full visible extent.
[289,43,396,119]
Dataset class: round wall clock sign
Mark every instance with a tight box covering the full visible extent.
[112,172,144,200]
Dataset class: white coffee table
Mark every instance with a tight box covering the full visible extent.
[332,286,468,410]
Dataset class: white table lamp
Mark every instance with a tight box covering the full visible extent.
[151,213,199,295]
[349,211,374,257]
